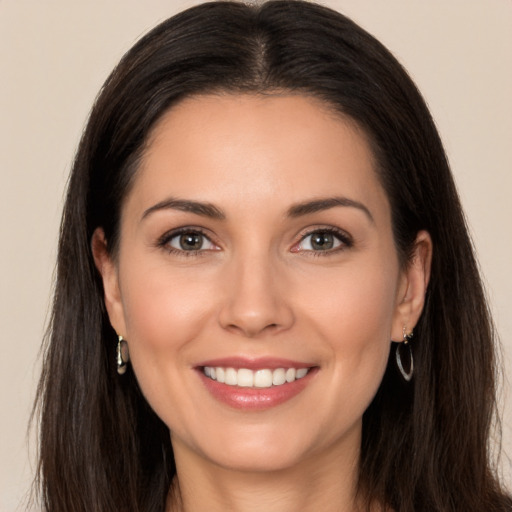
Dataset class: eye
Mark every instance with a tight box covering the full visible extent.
[292,228,352,254]
[161,229,218,254]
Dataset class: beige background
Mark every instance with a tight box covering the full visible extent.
[1,1,511,509]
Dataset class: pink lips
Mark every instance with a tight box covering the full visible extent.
[196,357,317,410]
[196,356,312,370]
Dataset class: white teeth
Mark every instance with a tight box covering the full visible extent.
[296,368,308,379]
[254,369,273,388]
[285,368,296,382]
[203,366,310,387]
[216,367,225,383]
[225,367,238,385]
[237,368,254,387]
[272,368,286,386]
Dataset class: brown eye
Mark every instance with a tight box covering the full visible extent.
[310,232,335,250]
[179,233,203,250]
[301,231,341,251]
[167,231,216,252]
[292,228,352,254]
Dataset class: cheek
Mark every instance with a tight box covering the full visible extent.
[117,263,220,428]
[301,257,399,341]
[298,260,397,408]
[119,262,216,364]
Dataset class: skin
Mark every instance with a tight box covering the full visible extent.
[93,94,432,512]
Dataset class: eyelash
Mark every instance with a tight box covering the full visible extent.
[157,227,216,257]
[293,227,353,257]
[157,226,353,257]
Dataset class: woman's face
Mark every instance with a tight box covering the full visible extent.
[96,94,429,473]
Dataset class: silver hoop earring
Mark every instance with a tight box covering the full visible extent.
[396,327,414,382]
[116,335,130,375]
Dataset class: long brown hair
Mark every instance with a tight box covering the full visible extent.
[34,1,511,510]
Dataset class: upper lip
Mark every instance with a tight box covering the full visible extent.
[195,356,315,371]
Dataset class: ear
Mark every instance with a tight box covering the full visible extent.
[91,228,127,337]
[391,230,433,341]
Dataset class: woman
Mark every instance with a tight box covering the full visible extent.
[34,1,511,511]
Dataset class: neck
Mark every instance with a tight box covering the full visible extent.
[167,426,370,512]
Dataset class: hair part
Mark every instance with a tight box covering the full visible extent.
[34,1,511,511]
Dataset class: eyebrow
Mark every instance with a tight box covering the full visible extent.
[286,197,374,223]
[141,195,373,223]
[141,197,226,221]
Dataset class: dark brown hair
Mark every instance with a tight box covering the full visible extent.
[34,1,511,511]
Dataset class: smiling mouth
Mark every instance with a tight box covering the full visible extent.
[203,366,310,388]
[198,361,317,409]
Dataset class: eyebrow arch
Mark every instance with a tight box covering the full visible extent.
[287,197,374,223]
[141,197,226,221]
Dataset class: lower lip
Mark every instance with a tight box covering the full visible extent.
[199,369,316,410]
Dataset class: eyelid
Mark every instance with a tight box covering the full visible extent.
[157,226,220,255]
[291,226,353,254]
[155,224,352,256]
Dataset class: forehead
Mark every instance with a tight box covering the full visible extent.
[125,93,389,223]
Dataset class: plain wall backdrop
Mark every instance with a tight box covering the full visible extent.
[1,1,511,509]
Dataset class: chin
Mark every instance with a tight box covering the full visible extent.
[192,425,323,473]
[207,446,307,473]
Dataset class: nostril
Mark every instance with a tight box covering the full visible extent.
[224,321,282,338]
[217,283,295,337]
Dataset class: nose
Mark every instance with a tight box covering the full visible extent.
[218,253,294,338]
